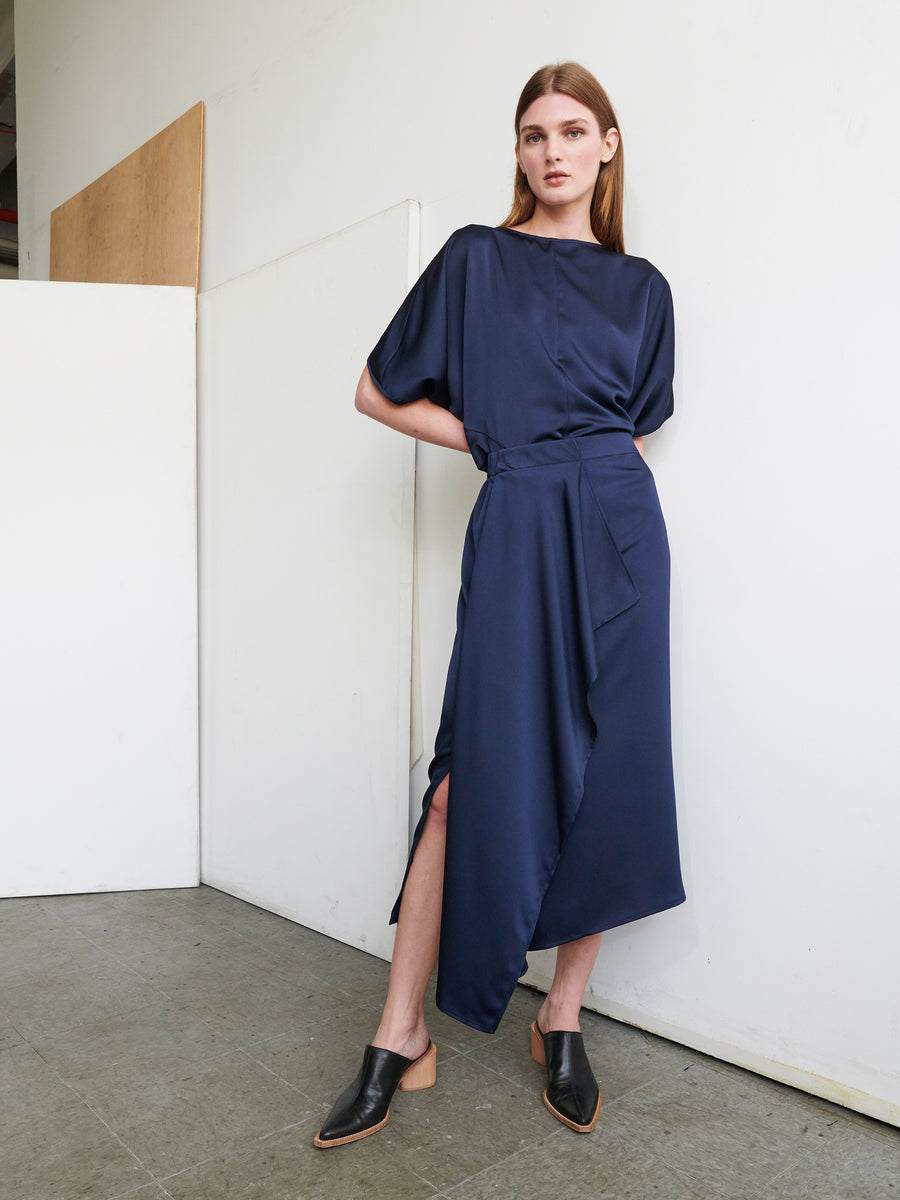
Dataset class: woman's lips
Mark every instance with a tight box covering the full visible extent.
[544,172,569,184]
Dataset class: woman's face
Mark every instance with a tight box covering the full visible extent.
[516,92,618,216]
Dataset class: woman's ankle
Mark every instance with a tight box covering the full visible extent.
[372,1016,429,1059]
[537,994,582,1034]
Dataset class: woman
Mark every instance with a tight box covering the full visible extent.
[314,61,685,1148]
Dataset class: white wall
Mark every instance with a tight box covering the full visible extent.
[14,0,900,1122]
[197,203,417,957]
[0,281,199,895]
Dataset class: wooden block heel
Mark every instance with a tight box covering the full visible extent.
[530,1020,546,1065]
[398,1040,437,1091]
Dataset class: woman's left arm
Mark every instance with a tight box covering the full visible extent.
[633,435,645,458]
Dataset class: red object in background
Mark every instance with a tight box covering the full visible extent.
[0,208,17,223]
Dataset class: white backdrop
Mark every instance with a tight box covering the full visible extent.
[14,0,900,1121]
[197,204,418,958]
[0,281,199,896]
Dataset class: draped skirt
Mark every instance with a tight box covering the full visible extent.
[389,430,685,1034]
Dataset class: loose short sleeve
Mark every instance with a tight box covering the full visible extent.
[367,235,461,418]
[627,271,675,436]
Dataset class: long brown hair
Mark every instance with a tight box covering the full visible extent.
[500,62,625,254]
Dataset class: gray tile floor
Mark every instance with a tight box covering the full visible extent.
[1,885,897,1200]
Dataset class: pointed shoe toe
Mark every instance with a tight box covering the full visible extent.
[313,1040,436,1148]
[531,1023,600,1134]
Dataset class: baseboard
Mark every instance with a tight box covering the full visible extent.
[521,968,899,1129]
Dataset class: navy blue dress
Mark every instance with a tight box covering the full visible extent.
[367,224,685,1034]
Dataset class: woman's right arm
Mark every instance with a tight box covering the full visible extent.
[355,366,469,454]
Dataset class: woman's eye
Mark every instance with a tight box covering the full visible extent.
[568,129,584,138]
[525,134,542,144]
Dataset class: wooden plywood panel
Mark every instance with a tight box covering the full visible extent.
[50,102,203,287]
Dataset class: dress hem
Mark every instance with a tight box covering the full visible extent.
[432,889,687,1035]
[527,889,687,954]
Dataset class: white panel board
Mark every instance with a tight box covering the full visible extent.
[198,203,417,960]
[0,280,199,896]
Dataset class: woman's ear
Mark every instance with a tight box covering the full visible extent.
[601,127,620,162]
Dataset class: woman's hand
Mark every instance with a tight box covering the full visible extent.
[355,367,469,454]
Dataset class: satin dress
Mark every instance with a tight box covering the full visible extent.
[367,224,685,1034]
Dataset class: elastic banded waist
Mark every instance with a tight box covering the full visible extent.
[487,431,638,477]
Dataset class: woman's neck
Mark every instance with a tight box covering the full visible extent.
[514,205,599,245]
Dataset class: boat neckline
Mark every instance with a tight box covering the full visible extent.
[489,224,608,249]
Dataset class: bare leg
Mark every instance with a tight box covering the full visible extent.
[536,932,603,1034]
[371,773,449,1060]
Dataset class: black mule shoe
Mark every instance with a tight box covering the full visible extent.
[313,1040,436,1148]
[530,1021,601,1133]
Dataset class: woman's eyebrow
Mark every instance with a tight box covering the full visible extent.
[520,118,589,133]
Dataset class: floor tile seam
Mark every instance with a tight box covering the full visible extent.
[433,1045,465,1065]
[839,1112,900,1143]
[0,922,71,944]
[655,1145,804,1196]
[458,1047,542,1095]
[12,943,149,975]
[758,1155,817,1193]
[232,1046,327,1108]
[260,957,379,991]
[43,904,122,923]
[1,1014,28,1046]
[798,1099,900,1140]
[146,1124,326,1190]
[438,1127,567,1195]
[211,998,393,1053]
[62,924,184,967]
[282,968,390,1009]
[0,956,170,1005]
[152,986,384,1043]
[21,996,176,1046]
[0,961,123,994]
[150,1114,322,1188]
[0,925,122,962]
[665,1162,731,1200]
[788,1119,898,1162]
[7,897,118,916]
[46,1067,159,1182]
[159,894,206,910]
[787,1113,852,1150]
[591,1074,659,1112]
[592,1119,733,1196]
[54,1036,255,1095]
[614,1142,734,1200]
[701,1055,872,1124]
[128,945,356,990]
[440,1049,547,1098]
[668,1065,872,1137]
[401,1166,449,1197]
[178,990,378,1045]
[206,912,313,944]
[108,1178,175,1200]
[70,925,233,958]
[112,950,274,988]
[661,1159,747,1199]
